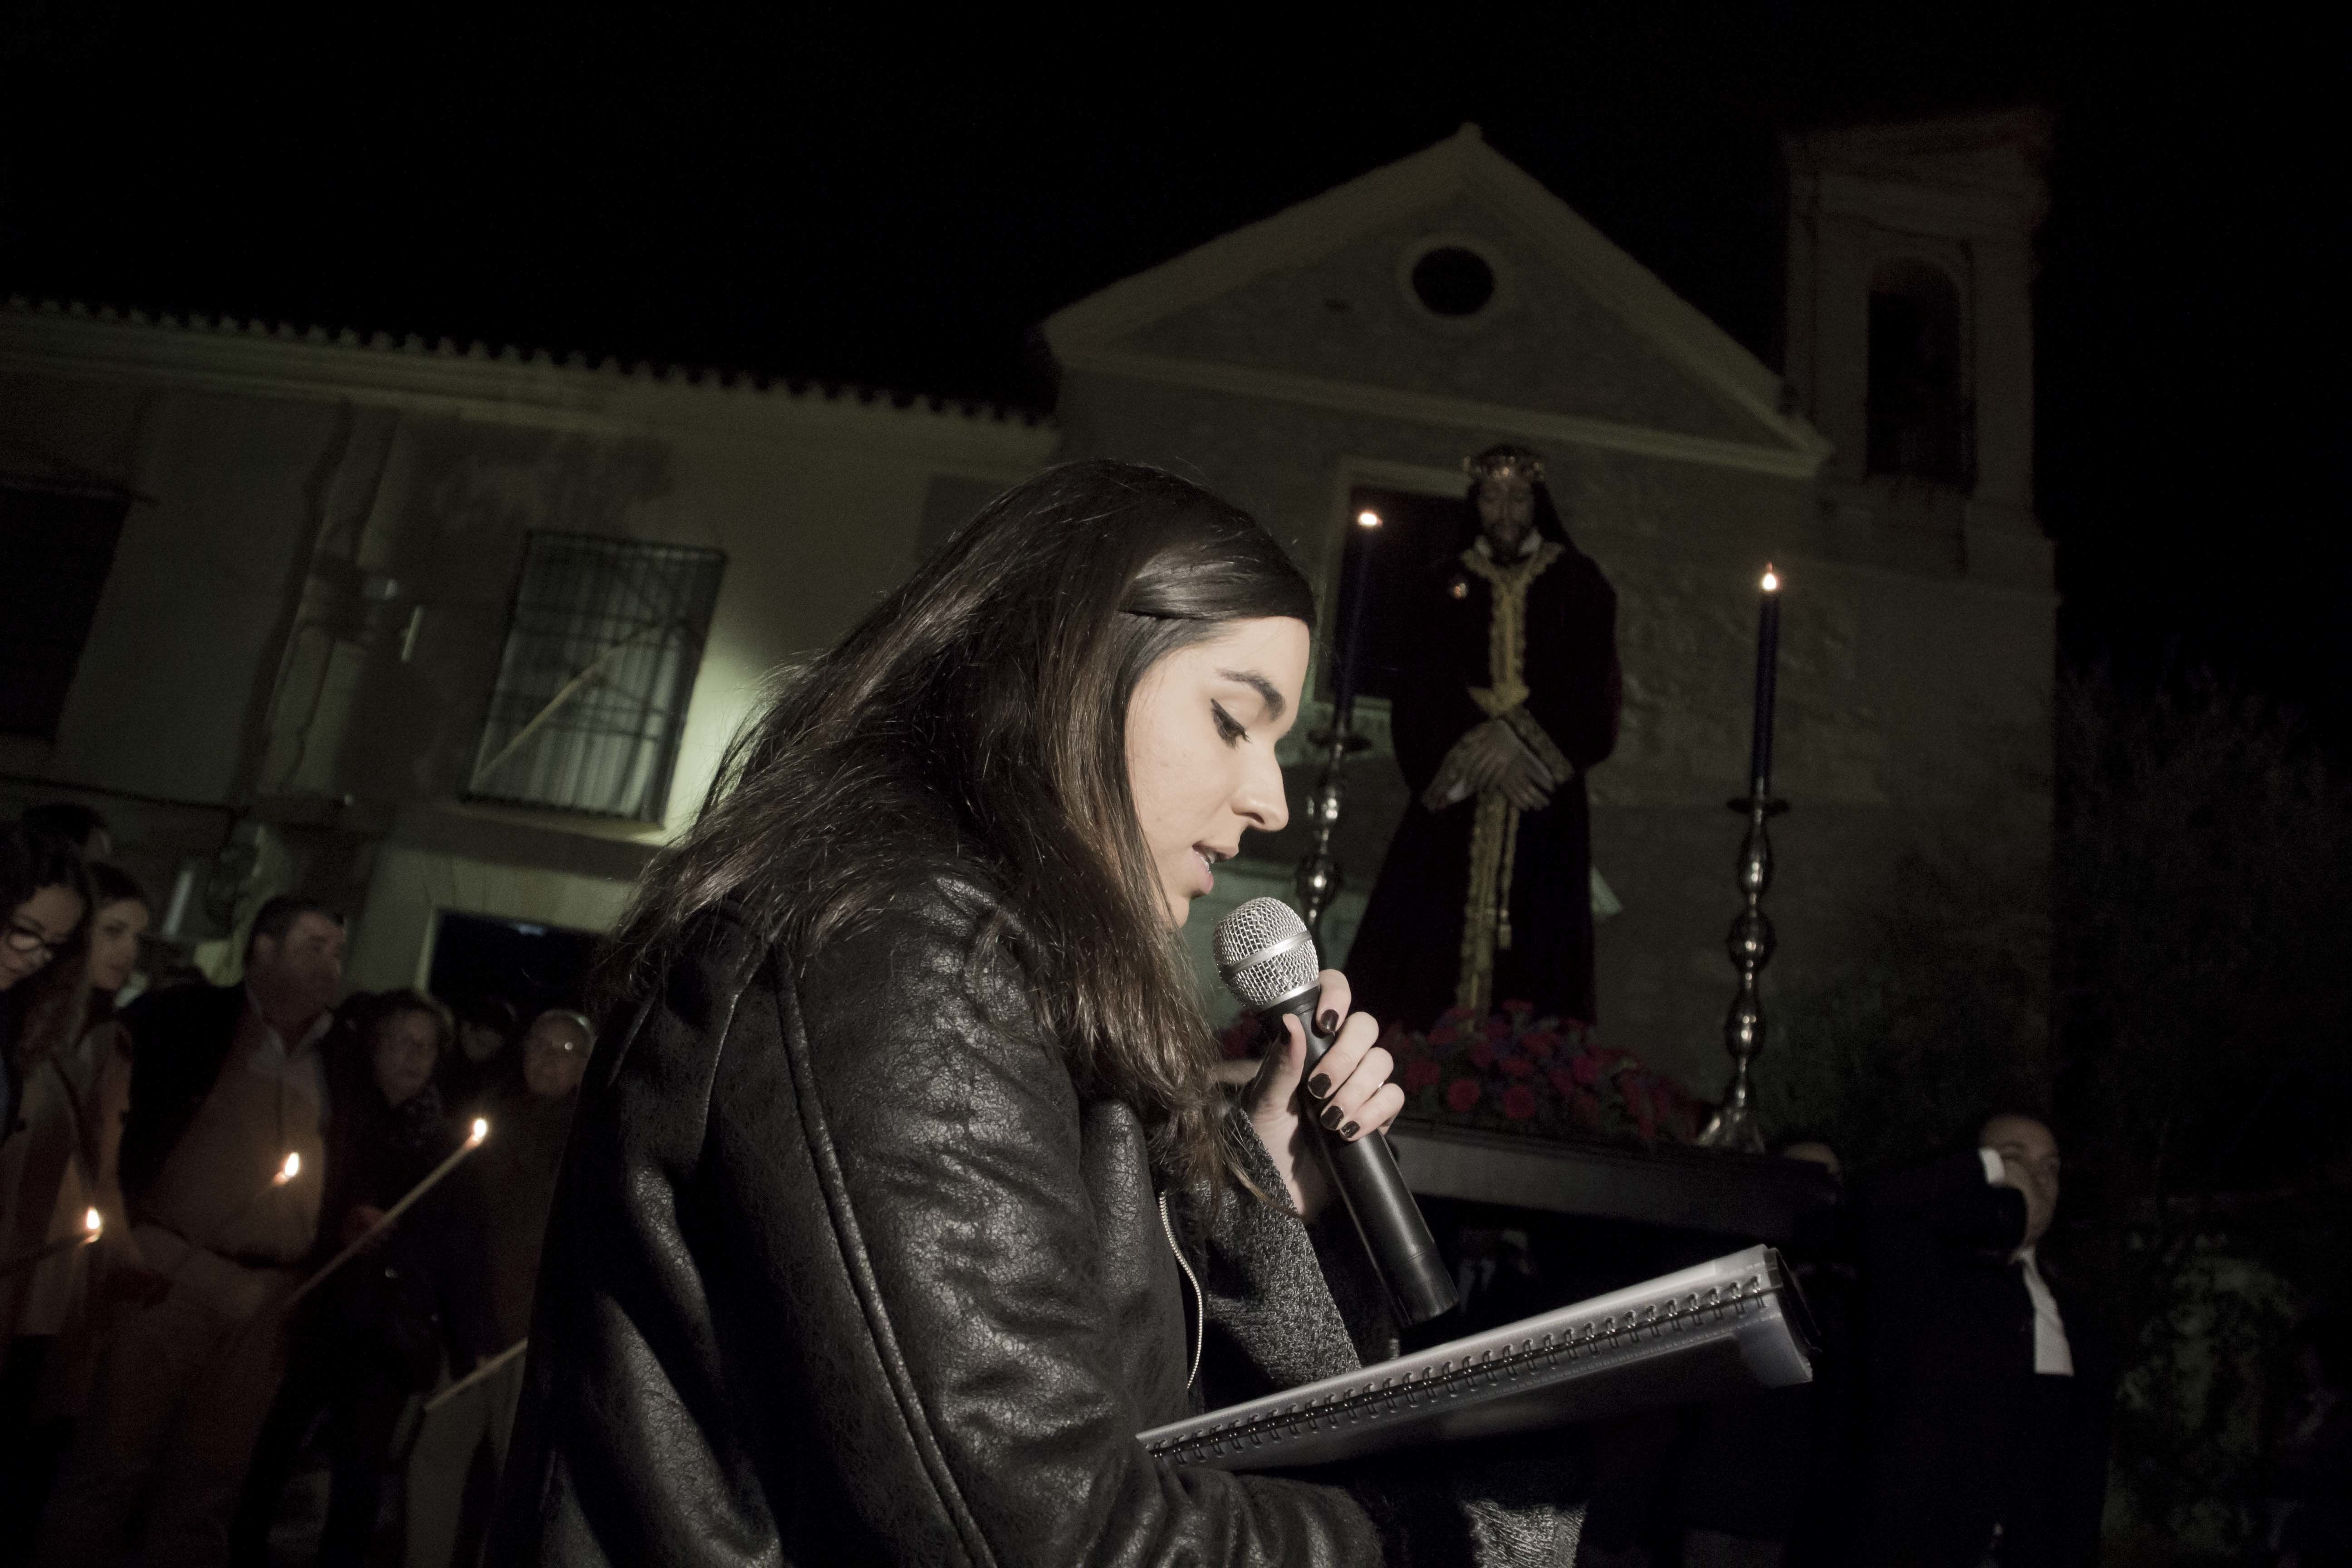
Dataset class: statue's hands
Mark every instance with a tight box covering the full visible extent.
[1494,742,1556,811]
[1468,720,1556,810]
[1244,970,1403,1220]
[1426,720,1560,812]
[1458,721,1519,793]
[1425,727,1495,808]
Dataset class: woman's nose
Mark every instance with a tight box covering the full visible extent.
[1237,751,1289,834]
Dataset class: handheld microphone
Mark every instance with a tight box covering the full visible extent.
[1214,898,1460,1326]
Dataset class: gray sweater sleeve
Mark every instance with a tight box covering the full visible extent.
[1189,1111,1587,1568]
[1191,1108,1370,1407]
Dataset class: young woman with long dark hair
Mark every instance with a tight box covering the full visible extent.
[493,461,1584,1565]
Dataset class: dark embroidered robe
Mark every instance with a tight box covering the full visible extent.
[1346,536,1619,1031]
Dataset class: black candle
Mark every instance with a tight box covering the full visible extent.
[1748,565,1781,796]
[1330,508,1382,726]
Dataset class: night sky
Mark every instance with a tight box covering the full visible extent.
[5,5,2344,740]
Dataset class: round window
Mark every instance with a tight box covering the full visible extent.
[1408,245,1497,317]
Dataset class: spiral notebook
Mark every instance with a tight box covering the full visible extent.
[1139,1246,1813,1472]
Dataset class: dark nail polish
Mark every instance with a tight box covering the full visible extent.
[1341,1121,1360,1139]
[1319,1102,1345,1129]
[1306,1073,1331,1098]
[1316,1011,1340,1037]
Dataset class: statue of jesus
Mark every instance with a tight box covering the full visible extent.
[1345,444,1621,1032]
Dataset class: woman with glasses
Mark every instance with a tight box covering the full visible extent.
[0,825,89,1141]
[0,822,91,1561]
[0,863,148,1553]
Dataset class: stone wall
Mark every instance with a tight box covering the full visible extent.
[0,323,1052,975]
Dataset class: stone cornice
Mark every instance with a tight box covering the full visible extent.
[1064,346,1828,480]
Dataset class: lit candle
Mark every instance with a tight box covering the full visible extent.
[0,1208,105,1279]
[1329,509,1383,728]
[1749,566,1782,797]
[287,1118,491,1309]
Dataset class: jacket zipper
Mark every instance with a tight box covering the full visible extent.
[1158,1192,1203,1392]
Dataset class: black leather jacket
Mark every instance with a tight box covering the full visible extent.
[491,869,1431,1565]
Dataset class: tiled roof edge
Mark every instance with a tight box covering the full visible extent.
[1,295,1054,428]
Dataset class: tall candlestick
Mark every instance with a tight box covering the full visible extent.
[1329,509,1382,726]
[1748,565,1782,796]
[1702,564,1788,1154]
[1296,509,1382,942]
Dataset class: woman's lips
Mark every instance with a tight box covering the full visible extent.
[1193,847,1216,896]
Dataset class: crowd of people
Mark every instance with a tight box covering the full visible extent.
[0,805,588,1567]
[4,778,2346,1566]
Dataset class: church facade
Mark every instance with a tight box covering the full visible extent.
[0,111,2052,1098]
[1055,114,2055,1092]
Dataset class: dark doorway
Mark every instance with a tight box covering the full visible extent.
[0,481,132,738]
[1322,485,1474,706]
[426,910,602,1023]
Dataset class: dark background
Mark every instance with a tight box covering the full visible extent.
[426,910,598,1022]
[2,3,2344,741]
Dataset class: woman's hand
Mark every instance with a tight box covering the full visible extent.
[1242,970,1406,1220]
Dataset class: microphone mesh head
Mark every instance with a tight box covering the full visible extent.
[1213,897,1322,1009]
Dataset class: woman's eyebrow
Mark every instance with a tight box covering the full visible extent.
[1217,669,1286,720]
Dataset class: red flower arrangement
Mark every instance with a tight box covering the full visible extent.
[1216,1001,1699,1149]
[1380,1004,1702,1148]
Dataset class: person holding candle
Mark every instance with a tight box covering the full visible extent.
[1346,444,1621,1034]
[424,1007,593,1568]
[439,992,521,1124]
[0,863,148,1561]
[34,895,353,1568]
[230,988,496,1568]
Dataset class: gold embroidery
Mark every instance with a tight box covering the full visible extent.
[1458,793,1516,1017]
[1451,542,1562,1018]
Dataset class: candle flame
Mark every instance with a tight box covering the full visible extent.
[1355,509,1382,529]
[276,1152,301,1184]
[469,1117,490,1146]
[1760,566,1780,593]
[83,1207,103,1238]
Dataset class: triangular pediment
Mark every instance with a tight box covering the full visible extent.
[1046,127,1828,476]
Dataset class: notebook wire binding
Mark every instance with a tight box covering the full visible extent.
[1140,1245,1814,1472]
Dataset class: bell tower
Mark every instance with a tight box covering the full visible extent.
[1782,108,2054,584]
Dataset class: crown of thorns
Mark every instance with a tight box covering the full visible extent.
[1462,447,1545,485]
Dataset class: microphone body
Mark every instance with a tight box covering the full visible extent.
[1215,900,1459,1326]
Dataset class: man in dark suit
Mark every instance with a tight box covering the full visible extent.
[1859,1113,2111,1567]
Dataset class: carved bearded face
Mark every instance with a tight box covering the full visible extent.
[1476,474,1536,556]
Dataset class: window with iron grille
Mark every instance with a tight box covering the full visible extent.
[468,532,726,822]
